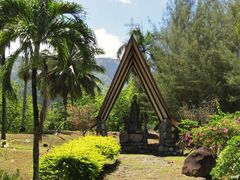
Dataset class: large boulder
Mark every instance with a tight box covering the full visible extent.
[182,147,216,178]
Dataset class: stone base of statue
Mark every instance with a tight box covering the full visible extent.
[120,131,149,154]
[158,141,180,156]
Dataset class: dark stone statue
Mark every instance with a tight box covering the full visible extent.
[128,95,142,133]
[123,115,129,132]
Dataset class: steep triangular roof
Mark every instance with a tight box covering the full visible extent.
[96,35,177,126]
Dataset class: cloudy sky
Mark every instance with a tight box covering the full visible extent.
[8,0,168,59]
[71,0,168,59]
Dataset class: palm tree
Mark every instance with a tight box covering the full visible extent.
[0,0,98,179]
[37,49,54,140]
[48,41,104,127]
[0,12,9,146]
[0,48,6,146]
[18,45,32,132]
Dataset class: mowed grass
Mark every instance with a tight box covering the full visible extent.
[1,133,203,180]
[0,132,82,179]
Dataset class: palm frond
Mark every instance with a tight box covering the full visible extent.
[0,0,31,22]
[49,1,84,19]
[0,25,17,50]
[2,47,23,99]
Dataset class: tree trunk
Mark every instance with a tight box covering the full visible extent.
[39,59,48,141]
[63,94,68,130]
[32,42,40,180]
[1,49,6,147]
[19,80,27,132]
[20,49,29,133]
[39,81,48,141]
[1,89,7,146]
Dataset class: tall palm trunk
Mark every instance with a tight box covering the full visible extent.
[20,49,29,132]
[32,42,40,180]
[1,49,6,147]
[39,90,48,141]
[20,80,27,132]
[39,61,48,141]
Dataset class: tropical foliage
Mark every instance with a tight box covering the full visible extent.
[211,135,240,179]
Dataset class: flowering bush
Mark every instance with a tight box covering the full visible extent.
[177,119,199,148]
[192,111,240,154]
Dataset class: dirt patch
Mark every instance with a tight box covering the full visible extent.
[103,154,205,180]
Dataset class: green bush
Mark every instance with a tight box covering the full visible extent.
[39,136,120,180]
[211,136,240,179]
[78,136,120,162]
[178,119,199,135]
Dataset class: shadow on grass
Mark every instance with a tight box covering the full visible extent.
[97,160,121,180]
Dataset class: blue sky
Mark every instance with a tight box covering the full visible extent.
[70,0,168,58]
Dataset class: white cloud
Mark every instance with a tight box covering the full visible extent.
[118,0,131,4]
[94,28,123,59]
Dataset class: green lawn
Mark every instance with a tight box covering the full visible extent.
[0,133,202,180]
[0,132,82,179]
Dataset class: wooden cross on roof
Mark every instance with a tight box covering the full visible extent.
[124,18,140,31]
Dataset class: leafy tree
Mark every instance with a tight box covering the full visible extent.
[152,0,240,116]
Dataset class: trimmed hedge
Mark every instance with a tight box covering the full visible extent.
[39,136,120,180]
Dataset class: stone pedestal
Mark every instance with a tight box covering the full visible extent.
[120,131,148,154]
[157,119,180,155]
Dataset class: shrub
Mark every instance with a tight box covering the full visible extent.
[211,136,240,179]
[78,136,120,162]
[39,136,120,180]
[177,119,199,148]
[192,111,240,154]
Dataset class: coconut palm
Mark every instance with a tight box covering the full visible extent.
[0,12,9,146]
[0,48,6,146]
[48,41,105,126]
[0,0,98,179]
[18,44,32,132]
[38,50,50,141]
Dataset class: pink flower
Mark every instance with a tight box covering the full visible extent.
[185,132,191,142]
[223,128,228,134]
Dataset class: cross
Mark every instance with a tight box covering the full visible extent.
[124,18,140,31]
